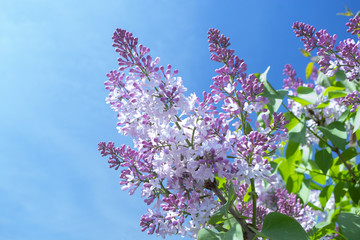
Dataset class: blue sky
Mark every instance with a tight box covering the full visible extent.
[0,0,359,239]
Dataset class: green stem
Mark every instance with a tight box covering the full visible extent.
[250,179,257,227]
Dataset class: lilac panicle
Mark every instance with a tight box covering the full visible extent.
[99,27,293,239]
[275,188,315,231]
[257,185,315,232]
[342,90,360,112]
[334,39,360,81]
[310,65,318,80]
[292,21,317,51]
[282,64,303,91]
[112,28,160,76]
[346,15,360,36]
[207,28,269,124]
[292,20,360,81]
[208,28,247,77]
[98,142,154,195]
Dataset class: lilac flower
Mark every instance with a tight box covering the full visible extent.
[310,65,318,80]
[334,38,360,81]
[258,186,315,232]
[292,21,360,81]
[274,188,314,230]
[292,22,317,51]
[346,15,360,36]
[98,142,153,195]
[99,28,294,238]
[283,64,303,91]
[208,28,247,81]
[342,90,360,112]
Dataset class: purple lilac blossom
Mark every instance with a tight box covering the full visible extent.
[283,64,304,91]
[282,64,347,146]
[274,188,315,231]
[293,20,360,81]
[342,90,360,112]
[292,21,317,52]
[310,65,318,81]
[346,15,360,36]
[235,180,315,232]
[99,28,290,238]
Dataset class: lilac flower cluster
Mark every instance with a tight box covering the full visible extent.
[283,64,304,91]
[341,90,360,112]
[235,181,315,232]
[292,17,360,81]
[273,188,315,231]
[346,15,360,36]
[99,28,290,238]
[283,64,347,145]
[293,21,317,52]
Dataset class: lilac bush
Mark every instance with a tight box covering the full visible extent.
[99,11,360,240]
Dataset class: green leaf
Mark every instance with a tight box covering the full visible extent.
[278,158,295,183]
[315,148,333,174]
[310,172,326,186]
[270,161,279,174]
[349,184,360,204]
[336,69,347,81]
[259,66,271,82]
[227,185,236,206]
[286,173,304,193]
[209,184,237,226]
[309,222,336,240]
[209,205,227,226]
[305,62,314,80]
[244,121,252,135]
[298,181,311,203]
[297,87,317,104]
[216,176,227,190]
[338,108,350,122]
[338,213,360,240]
[307,202,323,211]
[243,184,252,203]
[317,71,331,88]
[337,6,354,16]
[208,213,225,226]
[328,90,348,99]
[262,212,310,240]
[197,229,224,240]
[300,49,311,57]
[289,96,314,106]
[260,68,287,113]
[319,185,335,209]
[224,223,243,240]
[341,147,358,161]
[286,141,300,160]
[316,100,330,109]
[323,86,345,96]
[289,115,307,145]
[353,109,360,132]
[334,182,346,204]
[337,12,353,16]
[336,70,356,91]
[317,121,347,150]
[285,113,300,131]
[300,144,312,164]
[308,161,326,185]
